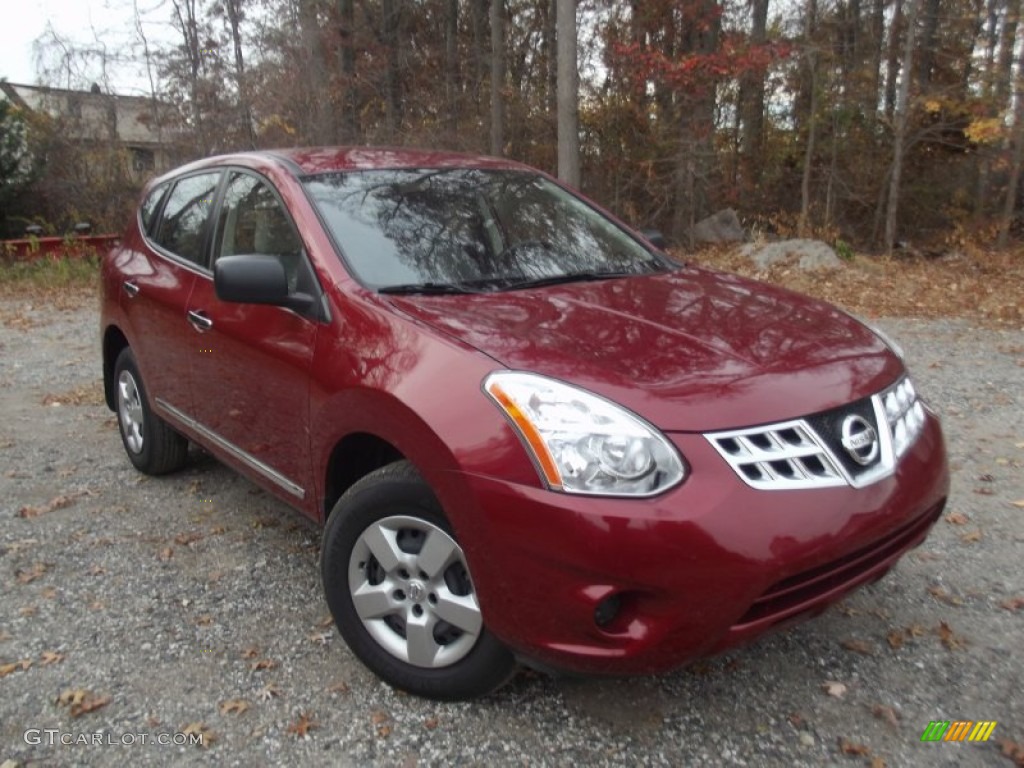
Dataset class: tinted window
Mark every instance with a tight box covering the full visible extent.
[303,169,664,290]
[154,172,221,267]
[140,182,168,236]
[215,172,316,295]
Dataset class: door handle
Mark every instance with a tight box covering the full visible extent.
[122,280,140,298]
[187,309,213,332]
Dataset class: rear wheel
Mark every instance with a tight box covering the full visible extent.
[113,348,188,475]
[321,461,515,700]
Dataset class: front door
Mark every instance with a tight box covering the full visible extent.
[185,170,320,510]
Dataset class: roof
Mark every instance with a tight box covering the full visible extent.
[263,147,529,175]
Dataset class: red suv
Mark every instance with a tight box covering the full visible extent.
[101,148,949,699]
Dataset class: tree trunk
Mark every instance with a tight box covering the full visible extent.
[885,0,920,255]
[995,0,1020,107]
[739,0,769,184]
[338,0,357,143]
[556,0,580,186]
[884,0,903,118]
[224,0,255,149]
[917,0,939,89]
[299,0,333,144]
[490,0,506,156]
[545,0,557,119]
[799,54,818,236]
[382,0,402,140]
[998,23,1024,247]
[445,0,460,142]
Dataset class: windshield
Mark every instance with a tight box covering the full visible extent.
[302,168,669,291]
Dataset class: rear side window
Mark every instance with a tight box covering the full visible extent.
[153,172,221,267]
[140,182,169,235]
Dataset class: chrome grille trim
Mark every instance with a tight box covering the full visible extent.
[706,376,925,491]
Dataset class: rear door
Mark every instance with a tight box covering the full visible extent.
[119,171,222,419]
[185,170,321,509]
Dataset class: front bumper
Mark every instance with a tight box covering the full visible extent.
[444,410,949,675]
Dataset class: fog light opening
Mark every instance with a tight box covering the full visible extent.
[594,593,622,628]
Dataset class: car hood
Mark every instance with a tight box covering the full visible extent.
[385,266,902,431]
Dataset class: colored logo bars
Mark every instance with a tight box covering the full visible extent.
[920,721,997,742]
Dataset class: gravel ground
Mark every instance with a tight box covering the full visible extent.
[0,298,1021,768]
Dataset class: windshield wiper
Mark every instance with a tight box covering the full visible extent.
[377,282,478,295]
[489,270,641,292]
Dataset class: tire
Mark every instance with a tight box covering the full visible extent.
[113,347,188,475]
[321,460,516,700]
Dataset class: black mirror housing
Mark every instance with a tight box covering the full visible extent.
[215,254,289,304]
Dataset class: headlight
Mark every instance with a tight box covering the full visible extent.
[483,371,686,496]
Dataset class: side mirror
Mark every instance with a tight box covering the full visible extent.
[215,254,316,314]
[640,229,668,250]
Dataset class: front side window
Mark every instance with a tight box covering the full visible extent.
[214,172,315,295]
[153,172,221,267]
[302,169,667,291]
[139,181,169,236]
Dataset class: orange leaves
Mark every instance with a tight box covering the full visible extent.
[286,712,319,739]
[181,722,216,748]
[15,562,50,584]
[936,621,969,651]
[218,699,250,716]
[0,659,32,677]
[840,638,875,655]
[57,689,111,718]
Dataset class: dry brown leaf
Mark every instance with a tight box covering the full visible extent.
[318,614,335,628]
[788,712,805,728]
[998,739,1024,766]
[1000,596,1024,612]
[219,699,250,716]
[937,621,968,651]
[57,689,111,717]
[424,716,439,730]
[19,605,37,617]
[1011,499,1024,508]
[973,487,995,495]
[822,681,847,698]
[838,738,870,756]
[927,585,963,605]
[15,562,50,584]
[371,710,390,725]
[286,712,319,738]
[41,586,58,599]
[174,531,204,546]
[257,683,283,701]
[308,631,331,645]
[326,680,349,694]
[840,639,875,655]
[181,722,216,748]
[251,517,279,529]
[241,646,259,659]
[886,629,906,649]
[158,547,174,561]
[250,658,277,671]
[871,704,900,728]
[377,724,392,738]
[869,758,887,768]
[0,659,32,677]
[40,650,65,665]
[88,564,105,576]
[195,614,214,626]
[945,512,970,525]
[960,529,984,543]
[17,490,91,518]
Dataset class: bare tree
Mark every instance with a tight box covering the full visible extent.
[556,0,580,186]
[885,0,920,254]
[490,0,506,155]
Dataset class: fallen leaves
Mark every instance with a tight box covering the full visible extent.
[822,681,847,698]
[840,638,875,655]
[181,722,216,748]
[927,585,963,606]
[257,683,283,701]
[838,738,870,756]
[286,712,319,738]
[15,562,50,584]
[249,658,277,672]
[1011,499,1024,509]
[41,383,104,407]
[960,529,984,544]
[999,739,1024,767]
[371,710,392,738]
[870,704,901,728]
[1000,596,1024,612]
[218,699,250,716]
[174,531,205,546]
[945,512,970,525]
[40,650,65,665]
[936,621,969,651]
[326,680,350,694]
[17,490,93,518]
[308,631,331,645]
[56,689,111,717]
[0,659,32,677]
[158,547,174,561]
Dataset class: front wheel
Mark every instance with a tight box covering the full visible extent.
[320,461,515,700]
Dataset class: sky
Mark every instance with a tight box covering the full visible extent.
[0,0,171,95]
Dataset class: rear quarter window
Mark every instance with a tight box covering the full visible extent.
[139,182,169,236]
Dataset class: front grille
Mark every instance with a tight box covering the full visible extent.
[735,500,944,626]
[706,375,926,490]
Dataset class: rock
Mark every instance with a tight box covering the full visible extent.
[692,208,745,244]
[739,238,842,271]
